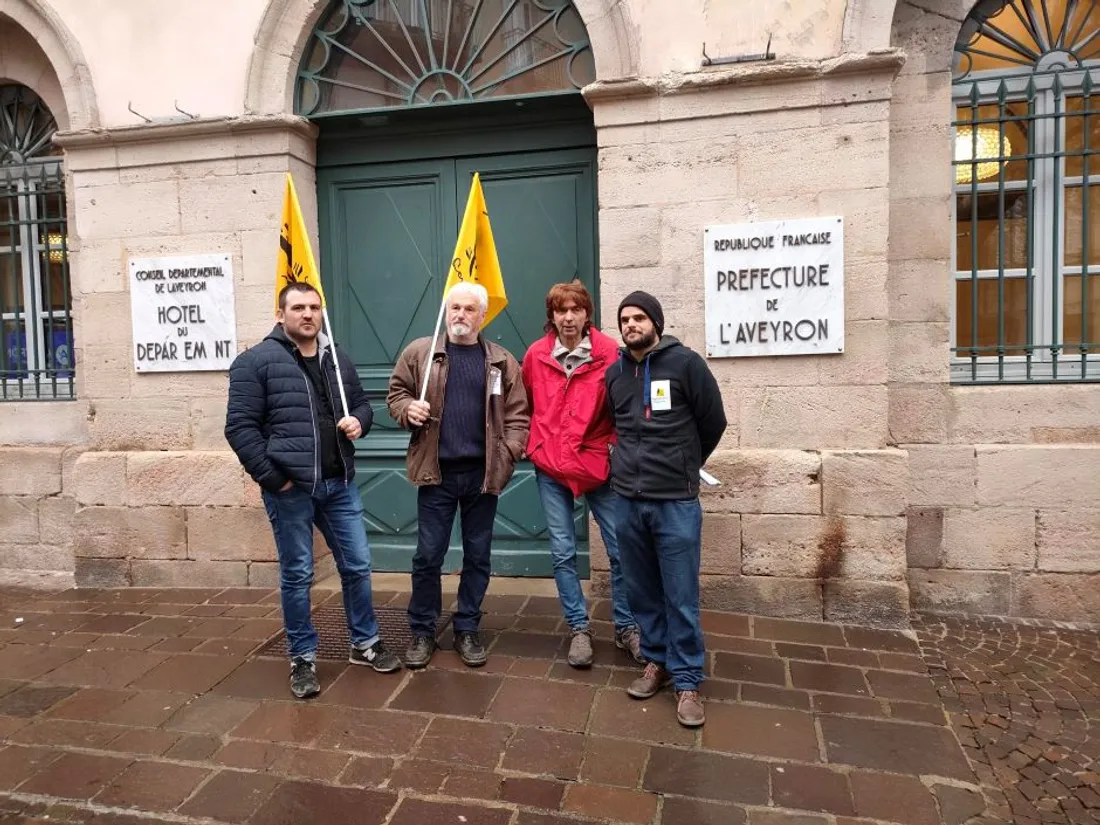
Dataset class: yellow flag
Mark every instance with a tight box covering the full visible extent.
[443,173,507,327]
[275,173,325,312]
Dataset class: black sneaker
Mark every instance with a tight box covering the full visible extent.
[405,635,436,669]
[349,640,402,673]
[454,631,488,668]
[289,656,320,699]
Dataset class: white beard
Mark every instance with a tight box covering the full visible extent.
[449,322,472,337]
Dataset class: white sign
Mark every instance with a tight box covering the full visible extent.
[704,216,844,358]
[129,253,237,372]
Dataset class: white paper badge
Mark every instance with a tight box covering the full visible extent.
[490,367,502,396]
[650,379,671,411]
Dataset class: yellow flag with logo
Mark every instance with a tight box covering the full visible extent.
[275,173,325,312]
[443,173,507,327]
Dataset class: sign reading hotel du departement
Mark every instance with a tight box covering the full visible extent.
[128,253,238,372]
[703,216,844,358]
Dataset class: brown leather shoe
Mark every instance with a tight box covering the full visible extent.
[627,662,670,699]
[676,690,705,727]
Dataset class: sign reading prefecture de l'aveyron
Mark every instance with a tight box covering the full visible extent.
[704,216,844,358]
[129,253,238,372]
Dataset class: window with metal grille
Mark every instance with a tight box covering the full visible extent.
[0,84,73,400]
[953,0,1100,382]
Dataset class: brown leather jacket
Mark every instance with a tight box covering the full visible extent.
[387,335,530,494]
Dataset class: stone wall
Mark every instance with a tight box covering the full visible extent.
[905,417,1100,623]
[889,0,1100,624]
[0,117,334,590]
[582,56,914,627]
[0,447,80,588]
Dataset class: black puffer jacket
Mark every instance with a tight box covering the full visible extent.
[224,325,372,493]
[605,335,727,500]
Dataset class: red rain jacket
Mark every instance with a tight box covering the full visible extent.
[521,327,619,497]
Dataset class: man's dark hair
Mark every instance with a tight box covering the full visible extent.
[278,282,321,310]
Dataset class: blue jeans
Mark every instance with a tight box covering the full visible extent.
[535,470,636,632]
[261,478,381,660]
[616,496,704,690]
[408,464,498,637]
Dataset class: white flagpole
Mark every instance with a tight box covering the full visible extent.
[418,293,448,403]
[321,305,350,419]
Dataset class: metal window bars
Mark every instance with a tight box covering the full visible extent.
[950,0,1100,385]
[952,68,1100,383]
[295,0,594,117]
[0,83,72,401]
[0,164,73,400]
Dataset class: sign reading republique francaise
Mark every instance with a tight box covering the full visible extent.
[128,253,237,372]
[703,216,844,358]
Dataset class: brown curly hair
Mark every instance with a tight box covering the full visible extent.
[543,280,594,335]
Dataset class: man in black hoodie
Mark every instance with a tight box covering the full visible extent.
[225,283,401,700]
[605,291,727,727]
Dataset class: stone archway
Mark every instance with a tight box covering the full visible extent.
[842,0,905,53]
[244,0,639,115]
[0,0,98,129]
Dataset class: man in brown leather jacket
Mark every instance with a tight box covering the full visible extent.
[387,282,529,669]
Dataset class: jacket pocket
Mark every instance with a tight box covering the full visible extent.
[678,445,694,490]
[488,436,518,492]
[575,441,611,487]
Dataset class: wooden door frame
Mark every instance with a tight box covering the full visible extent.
[315,93,597,168]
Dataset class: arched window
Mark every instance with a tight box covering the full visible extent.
[0,84,72,399]
[296,0,595,116]
[953,0,1100,382]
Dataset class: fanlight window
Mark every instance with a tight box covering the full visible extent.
[952,0,1100,382]
[955,0,1100,78]
[296,0,595,116]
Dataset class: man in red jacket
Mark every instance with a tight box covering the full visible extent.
[522,282,643,668]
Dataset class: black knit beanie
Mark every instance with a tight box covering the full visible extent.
[617,291,665,338]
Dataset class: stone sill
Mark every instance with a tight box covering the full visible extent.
[583,49,907,103]
[53,113,317,150]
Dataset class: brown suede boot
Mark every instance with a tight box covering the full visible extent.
[614,626,645,665]
[627,662,670,699]
[676,690,705,727]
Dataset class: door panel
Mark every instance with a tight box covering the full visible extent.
[319,147,596,575]
[456,152,596,576]
[319,161,456,453]
[456,153,596,360]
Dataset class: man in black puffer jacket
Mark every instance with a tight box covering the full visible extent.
[605,291,727,729]
[225,283,400,699]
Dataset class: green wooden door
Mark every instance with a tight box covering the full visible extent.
[318,141,597,575]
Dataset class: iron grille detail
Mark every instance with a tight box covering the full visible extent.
[952,0,1100,383]
[296,0,595,116]
[0,85,73,401]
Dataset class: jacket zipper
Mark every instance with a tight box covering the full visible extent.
[321,349,351,483]
[482,357,494,494]
[298,364,321,496]
[426,349,448,484]
[633,362,643,495]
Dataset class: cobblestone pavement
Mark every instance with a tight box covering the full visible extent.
[0,585,989,825]
[915,614,1100,825]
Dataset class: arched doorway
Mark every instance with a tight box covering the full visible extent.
[297,0,600,575]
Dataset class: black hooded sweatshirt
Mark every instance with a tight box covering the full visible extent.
[604,335,727,500]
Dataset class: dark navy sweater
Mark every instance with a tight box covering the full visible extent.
[439,341,486,461]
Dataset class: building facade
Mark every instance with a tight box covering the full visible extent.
[1,0,1097,626]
